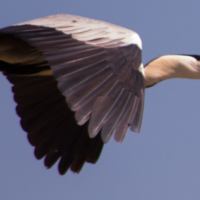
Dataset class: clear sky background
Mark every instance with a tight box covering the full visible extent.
[1,0,200,200]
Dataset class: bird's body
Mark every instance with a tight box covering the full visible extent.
[0,14,199,174]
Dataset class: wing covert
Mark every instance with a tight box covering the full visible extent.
[0,14,145,143]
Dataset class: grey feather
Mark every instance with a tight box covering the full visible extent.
[0,14,145,173]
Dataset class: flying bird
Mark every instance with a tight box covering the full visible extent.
[0,14,199,175]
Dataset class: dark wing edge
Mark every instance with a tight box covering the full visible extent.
[4,73,104,174]
[0,18,144,173]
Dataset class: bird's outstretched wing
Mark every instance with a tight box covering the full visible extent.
[0,15,145,174]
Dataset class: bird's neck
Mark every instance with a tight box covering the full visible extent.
[144,55,200,87]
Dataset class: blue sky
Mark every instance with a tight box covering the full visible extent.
[1,0,200,199]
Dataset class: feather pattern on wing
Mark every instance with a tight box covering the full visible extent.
[0,14,145,173]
